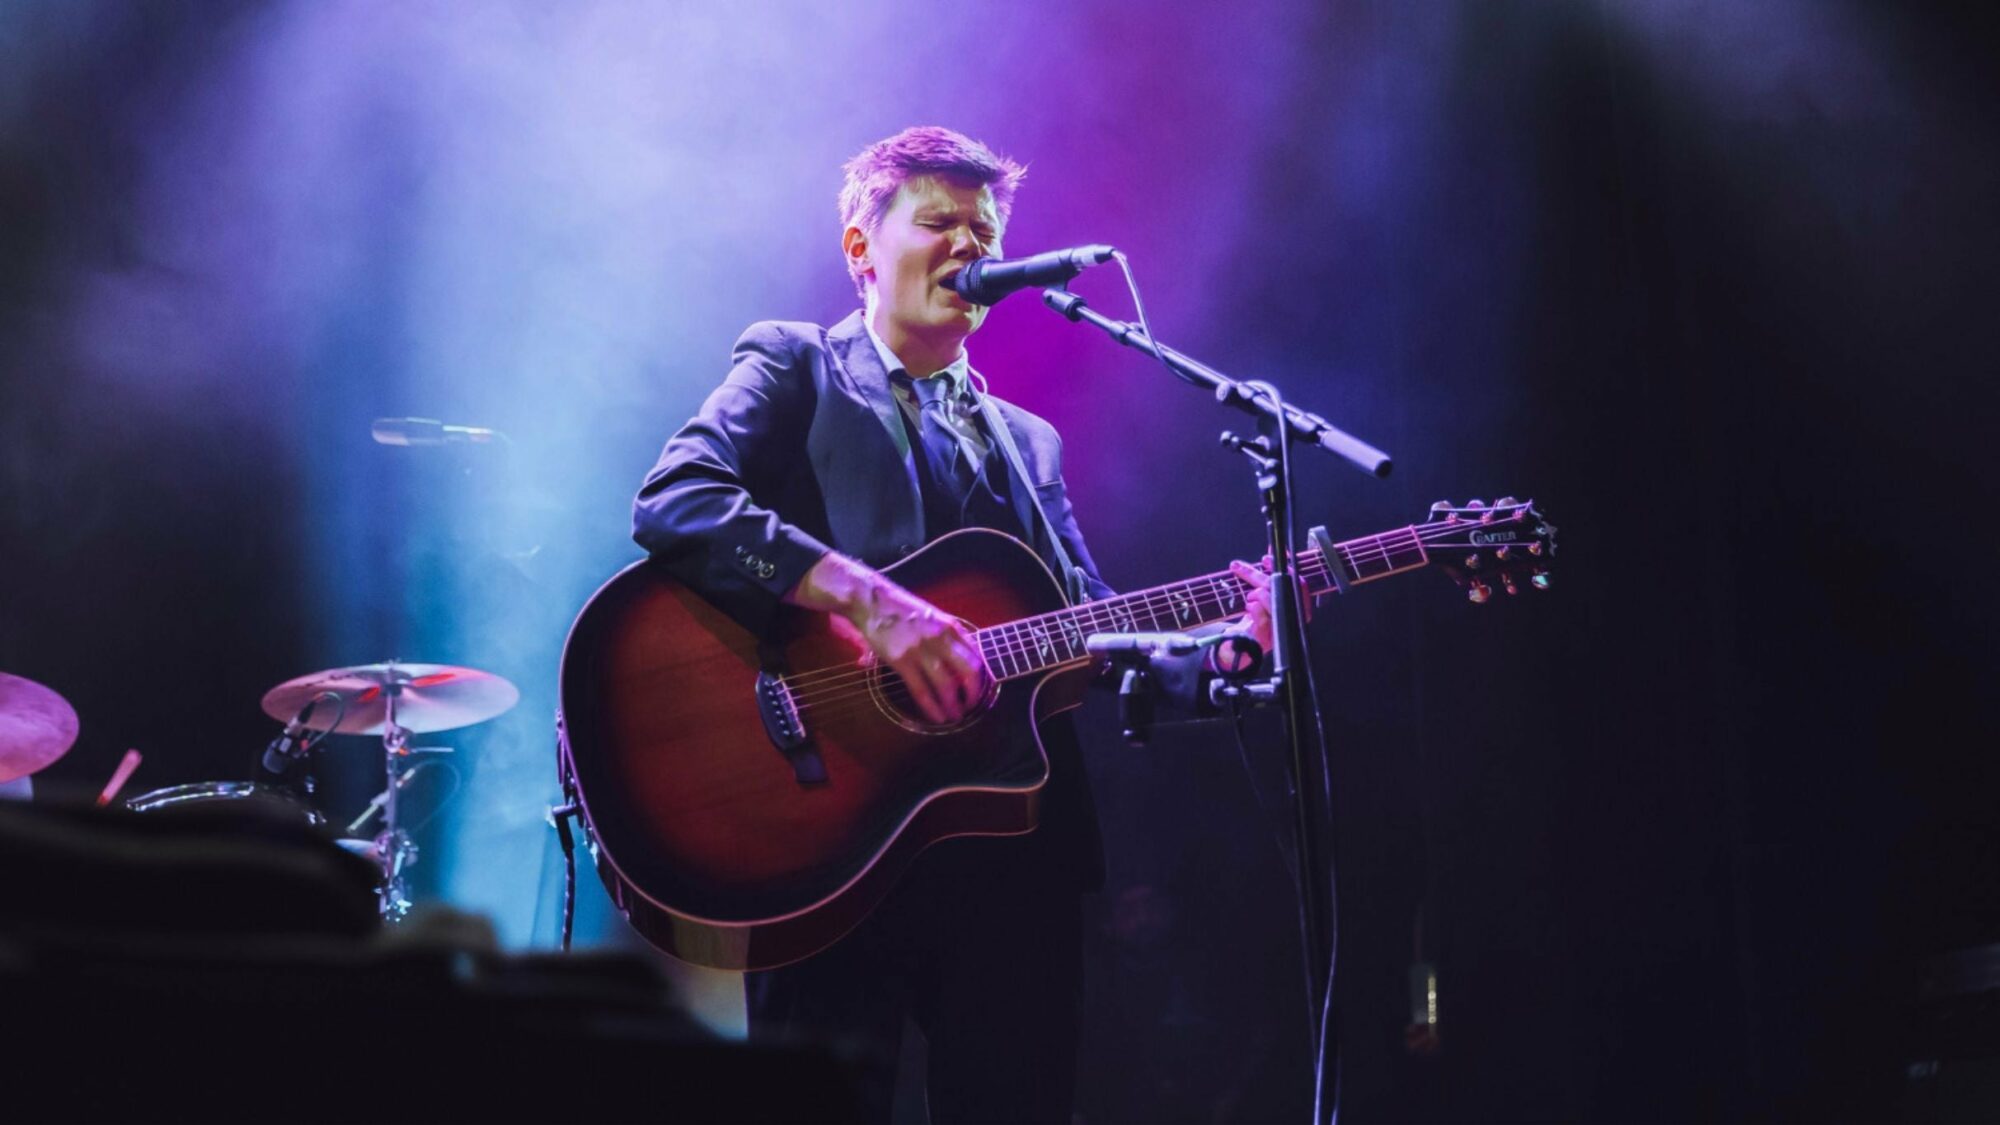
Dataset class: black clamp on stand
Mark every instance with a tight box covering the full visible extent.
[1204,634,1275,712]
[1088,632,1274,745]
[1083,632,1205,746]
[1114,659,1154,748]
[255,691,345,803]
[1045,278,1392,1124]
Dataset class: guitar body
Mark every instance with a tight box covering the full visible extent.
[558,529,1087,971]
[558,498,1558,970]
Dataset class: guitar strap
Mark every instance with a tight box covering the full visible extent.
[975,393,1086,605]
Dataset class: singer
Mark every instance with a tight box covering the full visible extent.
[631,125,1276,1123]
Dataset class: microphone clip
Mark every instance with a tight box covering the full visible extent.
[259,731,307,778]
[257,697,325,780]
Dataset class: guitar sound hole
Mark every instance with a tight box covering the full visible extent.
[866,662,1001,734]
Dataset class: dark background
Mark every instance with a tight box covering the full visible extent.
[4,2,1997,1120]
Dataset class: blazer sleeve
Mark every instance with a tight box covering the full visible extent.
[632,322,833,636]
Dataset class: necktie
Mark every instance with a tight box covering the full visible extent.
[910,374,975,500]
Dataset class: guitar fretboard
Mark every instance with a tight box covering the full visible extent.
[975,523,1432,680]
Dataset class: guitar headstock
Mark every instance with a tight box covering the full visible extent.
[1423,497,1557,603]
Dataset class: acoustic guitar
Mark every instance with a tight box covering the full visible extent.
[557,499,1556,970]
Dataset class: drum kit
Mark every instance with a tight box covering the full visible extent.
[0,661,519,923]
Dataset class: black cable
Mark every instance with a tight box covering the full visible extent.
[1233,708,1302,887]
[299,692,348,755]
[1252,376,1343,1125]
[1111,252,1196,393]
[551,802,580,952]
[251,691,346,781]
[399,760,461,833]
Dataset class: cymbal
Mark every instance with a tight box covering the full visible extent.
[0,672,80,782]
[261,663,518,736]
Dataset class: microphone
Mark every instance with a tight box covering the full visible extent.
[259,699,320,776]
[371,417,504,446]
[944,245,1117,305]
[1084,631,1204,659]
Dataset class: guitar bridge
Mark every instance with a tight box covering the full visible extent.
[756,671,825,785]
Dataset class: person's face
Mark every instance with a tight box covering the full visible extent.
[845,174,1003,348]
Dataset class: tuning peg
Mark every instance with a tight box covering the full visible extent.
[1464,499,1486,509]
[1467,581,1492,605]
[1497,495,1517,507]
[1463,553,1481,570]
[1429,500,1452,514]
[1494,546,1511,561]
[1527,541,1544,557]
[1502,574,1518,596]
[1531,570,1552,591]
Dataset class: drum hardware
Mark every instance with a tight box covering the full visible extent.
[343,744,456,918]
[261,661,517,922]
[343,747,449,831]
[0,672,80,783]
[95,748,145,807]
[260,662,519,737]
[125,779,329,827]
[258,691,347,813]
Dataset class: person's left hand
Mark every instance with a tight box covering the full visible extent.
[1224,557,1312,670]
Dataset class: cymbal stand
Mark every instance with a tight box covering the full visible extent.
[369,677,420,922]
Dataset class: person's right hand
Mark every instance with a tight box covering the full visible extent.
[851,577,988,724]
[787,552,989,724]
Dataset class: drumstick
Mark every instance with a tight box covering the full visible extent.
[95,748,143,807]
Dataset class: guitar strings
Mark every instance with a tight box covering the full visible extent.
[775,544,1324,696]
[776,517,1539,710]
[781,535,1391,705]
[773,567,1271,696]
[779,511,1509,696]
[776,521,1506,709]
[805,517,1458,690]
[780,571,1273,702]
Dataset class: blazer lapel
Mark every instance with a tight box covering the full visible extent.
[826,311,928,543]
[829,312,909,459]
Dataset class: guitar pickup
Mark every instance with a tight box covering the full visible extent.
[755,671,825,785]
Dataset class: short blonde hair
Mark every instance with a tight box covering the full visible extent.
[838,126,1026,296]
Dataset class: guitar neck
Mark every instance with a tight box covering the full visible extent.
[975,523,1432,681]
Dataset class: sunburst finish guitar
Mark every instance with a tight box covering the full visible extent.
[557,500,1556,970]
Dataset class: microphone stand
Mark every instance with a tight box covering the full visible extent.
[1043,286,1390,1122]
[1041,290,1391,478]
